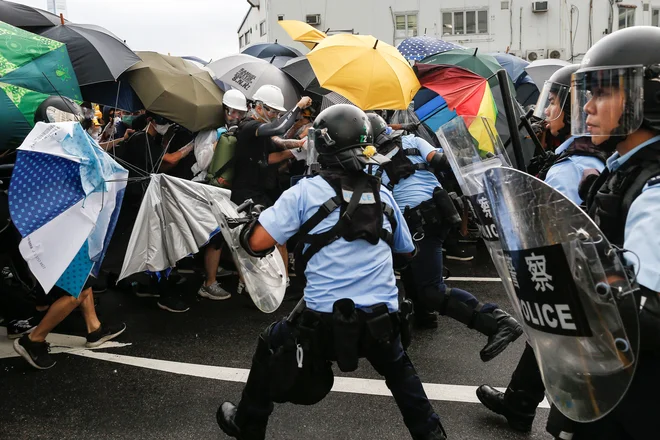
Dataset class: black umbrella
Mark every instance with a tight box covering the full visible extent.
[242,42,302,59]
[80,78,143,112]
[320,91,354,111]
[281,57,318,90]
[0,0,68,32]
[39,23,140,86]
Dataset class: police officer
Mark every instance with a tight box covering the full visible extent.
[367,113,523,361]
[475,66,613,433]
[216,105,447,440]
[529,64,610,205]
[543,26,660,439]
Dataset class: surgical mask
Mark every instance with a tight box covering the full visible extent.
[122,115,135,127]
[154,123,172,135]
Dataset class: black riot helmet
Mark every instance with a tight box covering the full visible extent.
[312,104,388,171]
[533,64,580,121]
[572,26,660,140]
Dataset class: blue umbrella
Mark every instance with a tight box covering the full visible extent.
[489,53,532,85]
[241,42,302,59]
[397,36,465,62]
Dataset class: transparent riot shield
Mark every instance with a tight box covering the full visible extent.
[484,167,639,422]
[203,187,287,313]
[437,116,524,322]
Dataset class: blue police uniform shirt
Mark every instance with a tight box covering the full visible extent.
[545,137,606,205]
[379,134,440,209]
[258,174,415,313]
[607,135,660,292]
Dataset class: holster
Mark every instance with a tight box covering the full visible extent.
[363,303,394,349]
[433,187,462,228]
[332,298,360,372]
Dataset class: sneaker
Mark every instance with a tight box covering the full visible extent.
[86,322,127,348]
[13,335,56,370]
[135,282,161,298]
[442,245,475,262]
[216,267,237,278]
[198,282,231,301]
[157,296,190,313]
[7,316,40,339]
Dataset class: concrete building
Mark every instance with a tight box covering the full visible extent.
[238,0,660,62]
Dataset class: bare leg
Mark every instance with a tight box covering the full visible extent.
[204,246,222,287]
[78,287,101,334]
[277,244,288,277]
[29,293,84,342]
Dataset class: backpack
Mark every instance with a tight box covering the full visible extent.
[206,127,238,188]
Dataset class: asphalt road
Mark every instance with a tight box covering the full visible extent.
[0,243,552,439]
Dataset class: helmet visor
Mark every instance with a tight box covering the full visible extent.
[571,66,644,138]
[533,81,570,122]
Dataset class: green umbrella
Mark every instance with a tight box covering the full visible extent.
[0,21,81,99]
[0,21,81,148]
[126,51,224,132]
[421,48,515,90]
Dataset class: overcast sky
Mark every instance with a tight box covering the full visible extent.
[13,0,250,62]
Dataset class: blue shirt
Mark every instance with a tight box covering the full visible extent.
[258,175,415,313]
[379,134,440,209]
[545,137,606,205]
[608,135,660,292]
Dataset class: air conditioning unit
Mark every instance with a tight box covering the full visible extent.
[525,49,546,61]
[532,1,549,13]
[306,14,321,25]
[547,48,565,60]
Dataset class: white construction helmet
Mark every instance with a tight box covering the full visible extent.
[222,89,248,112]
[252,84,286,112]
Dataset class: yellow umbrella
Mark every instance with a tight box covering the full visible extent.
[278,20,326,49]
[306,34,420,110]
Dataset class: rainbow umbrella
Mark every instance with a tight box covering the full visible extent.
[416,64,497,152]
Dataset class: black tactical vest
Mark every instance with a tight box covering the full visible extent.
[375,138,431,190]
[536,137,609,181]
[586,140,660,246]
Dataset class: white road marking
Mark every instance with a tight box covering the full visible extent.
[69,349,549,408]
[290,273,502,282]
[0,327,132,359]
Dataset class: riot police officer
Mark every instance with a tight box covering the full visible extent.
[529,64,610,205]
[366,113,523,361]
[542,25,660,439]
[475,65,612,433]
[216,104,447,440]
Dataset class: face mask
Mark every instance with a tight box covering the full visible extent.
[122,115,135,127]
[154,123,172,135]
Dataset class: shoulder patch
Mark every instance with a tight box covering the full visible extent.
[643,175,660,191]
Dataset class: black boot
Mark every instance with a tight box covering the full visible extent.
[476,385,537,432]
[479,309,523,362]
[216,401,269,440]
[412,423,447,440]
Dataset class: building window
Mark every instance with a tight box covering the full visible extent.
[653,8,660,27]
[395,13,418,40]
[244,29,251,45]
[618,6,635,29]
[501,1,509,9]
[260,21,266,36]
[443,10,488,35]
[239,35,244,48]
[277,15,284,21]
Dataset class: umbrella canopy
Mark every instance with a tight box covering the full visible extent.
[39,23,140,86]
[307,34,420,110]
[265,55,295,69]
[9,122,127,297]
[278,20,327,50]
[80,78,143,112]
[126,51,224,132]
[320,91,354,111]
[416,64,497,151]
[422,48,505,81]
[0,0,68,32]
[524,59,571,88]
[397,36,464,62]
[207,54,298,109]
[0,22,81,99]
[281,56,319,90]
[242,42,303,59]
[489,53,530,84]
